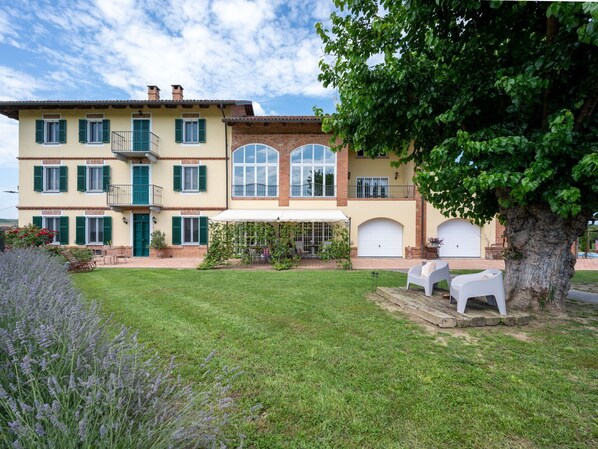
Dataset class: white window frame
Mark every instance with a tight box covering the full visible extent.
[87,217,104,245]
[43,216,61,245]
[232,144,279,197]
[43,166,61,193]
[182,166,199,192]
[87,120,103,144]
[182,216,200,245]
[44,120,60,145]
[296,222,334,256]
[356,177,389,198]
[182,119,200,144]
[87,165,104,193]
[290,144,336,198]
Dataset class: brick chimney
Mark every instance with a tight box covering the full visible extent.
[171,84,184,101]
[147,85,160,101]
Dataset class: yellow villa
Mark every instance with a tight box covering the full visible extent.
[0,85,502,259]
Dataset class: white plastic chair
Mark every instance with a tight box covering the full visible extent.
[406,260,451,297]
[450,269,507,315]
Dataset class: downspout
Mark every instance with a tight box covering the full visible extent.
[420,194,425,258]
[220,104,229,210]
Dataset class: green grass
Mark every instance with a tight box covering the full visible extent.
[74,269,598,449]
[571,270,598,285]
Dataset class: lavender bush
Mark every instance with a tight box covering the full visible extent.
[0,249,250,448]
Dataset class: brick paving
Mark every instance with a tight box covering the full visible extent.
[98,256,598,271]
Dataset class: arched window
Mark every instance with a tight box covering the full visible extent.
[232,144,279,197]
[290,144,336,197]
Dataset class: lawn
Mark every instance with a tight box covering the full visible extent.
[74,269,598,449]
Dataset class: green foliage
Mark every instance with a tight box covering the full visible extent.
[149,229,166,250]
[198,222,234,270]
[44,245,93,263]
[3,225,56,248]
[199,222,303,271]
[318,1,598,224]
[268,223,300,270]
[579,224,598,253]
[319,225,352,270]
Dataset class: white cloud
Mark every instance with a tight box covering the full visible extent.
[0,117,19,168]
[251,101,278,116]
[1,0,336,102]
[0,66,46,168]
[0,66,48,101]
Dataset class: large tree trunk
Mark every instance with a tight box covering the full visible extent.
[502,205,589,311]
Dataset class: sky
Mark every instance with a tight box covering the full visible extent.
[0,0,340,219]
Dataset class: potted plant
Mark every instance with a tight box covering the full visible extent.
[427,237,444,248]
[150,230,167,258]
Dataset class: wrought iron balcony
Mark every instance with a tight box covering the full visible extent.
[232,184,278,198]
[111,131,160,161]
[107,184,163,211]
[348,184,415,199]
[290,183,336,198]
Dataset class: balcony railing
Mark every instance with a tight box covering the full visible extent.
[111,131,160,160]
[232,184,278,198]
[348,184,415,199]
[290,184,336,198]
[107,184,163,210]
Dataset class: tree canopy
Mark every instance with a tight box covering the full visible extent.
[318,0,597,225]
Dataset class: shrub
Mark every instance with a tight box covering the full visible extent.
[319,225,352,270]
[3,225,56,248]
[44,246,94,263]
[149,230,166,250]
[0,249,250,448]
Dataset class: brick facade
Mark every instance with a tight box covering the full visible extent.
[414,188,426,255]
[229,122,348,207]
[150,246,207,258]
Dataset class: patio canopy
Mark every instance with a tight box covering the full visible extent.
[210,209,349,223]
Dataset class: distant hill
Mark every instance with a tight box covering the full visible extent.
[0,219,17,227]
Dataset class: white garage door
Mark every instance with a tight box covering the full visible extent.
[438,219,481,258]
[358,219,403,257]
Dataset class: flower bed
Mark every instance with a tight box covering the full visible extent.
[0,249,250,448]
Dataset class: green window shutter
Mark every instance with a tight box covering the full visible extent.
[35,120,44,144]
[79,119,87,143]
[59,166,68,192]
[58,120,67,144]
[102,119,110,143]
[199,216,208,245]
[103,217,112,245]
[175,119,183,143]
[198,119,206,143]
[102,166,111,192]
[59,216,69,245]
[77,166,86,192]
[75,216,86,245]
[172,217,181,245]
[173,165,182,192]
[199,165,207,192]
[32,216,42,228]
[34,166,43,192]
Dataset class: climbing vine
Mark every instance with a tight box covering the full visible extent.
[198,222,312,271]
[319,225,352,270]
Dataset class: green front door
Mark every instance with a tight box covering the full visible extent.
[133,119,150,151]
[133,214,150,257]
[132,165,149,205]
